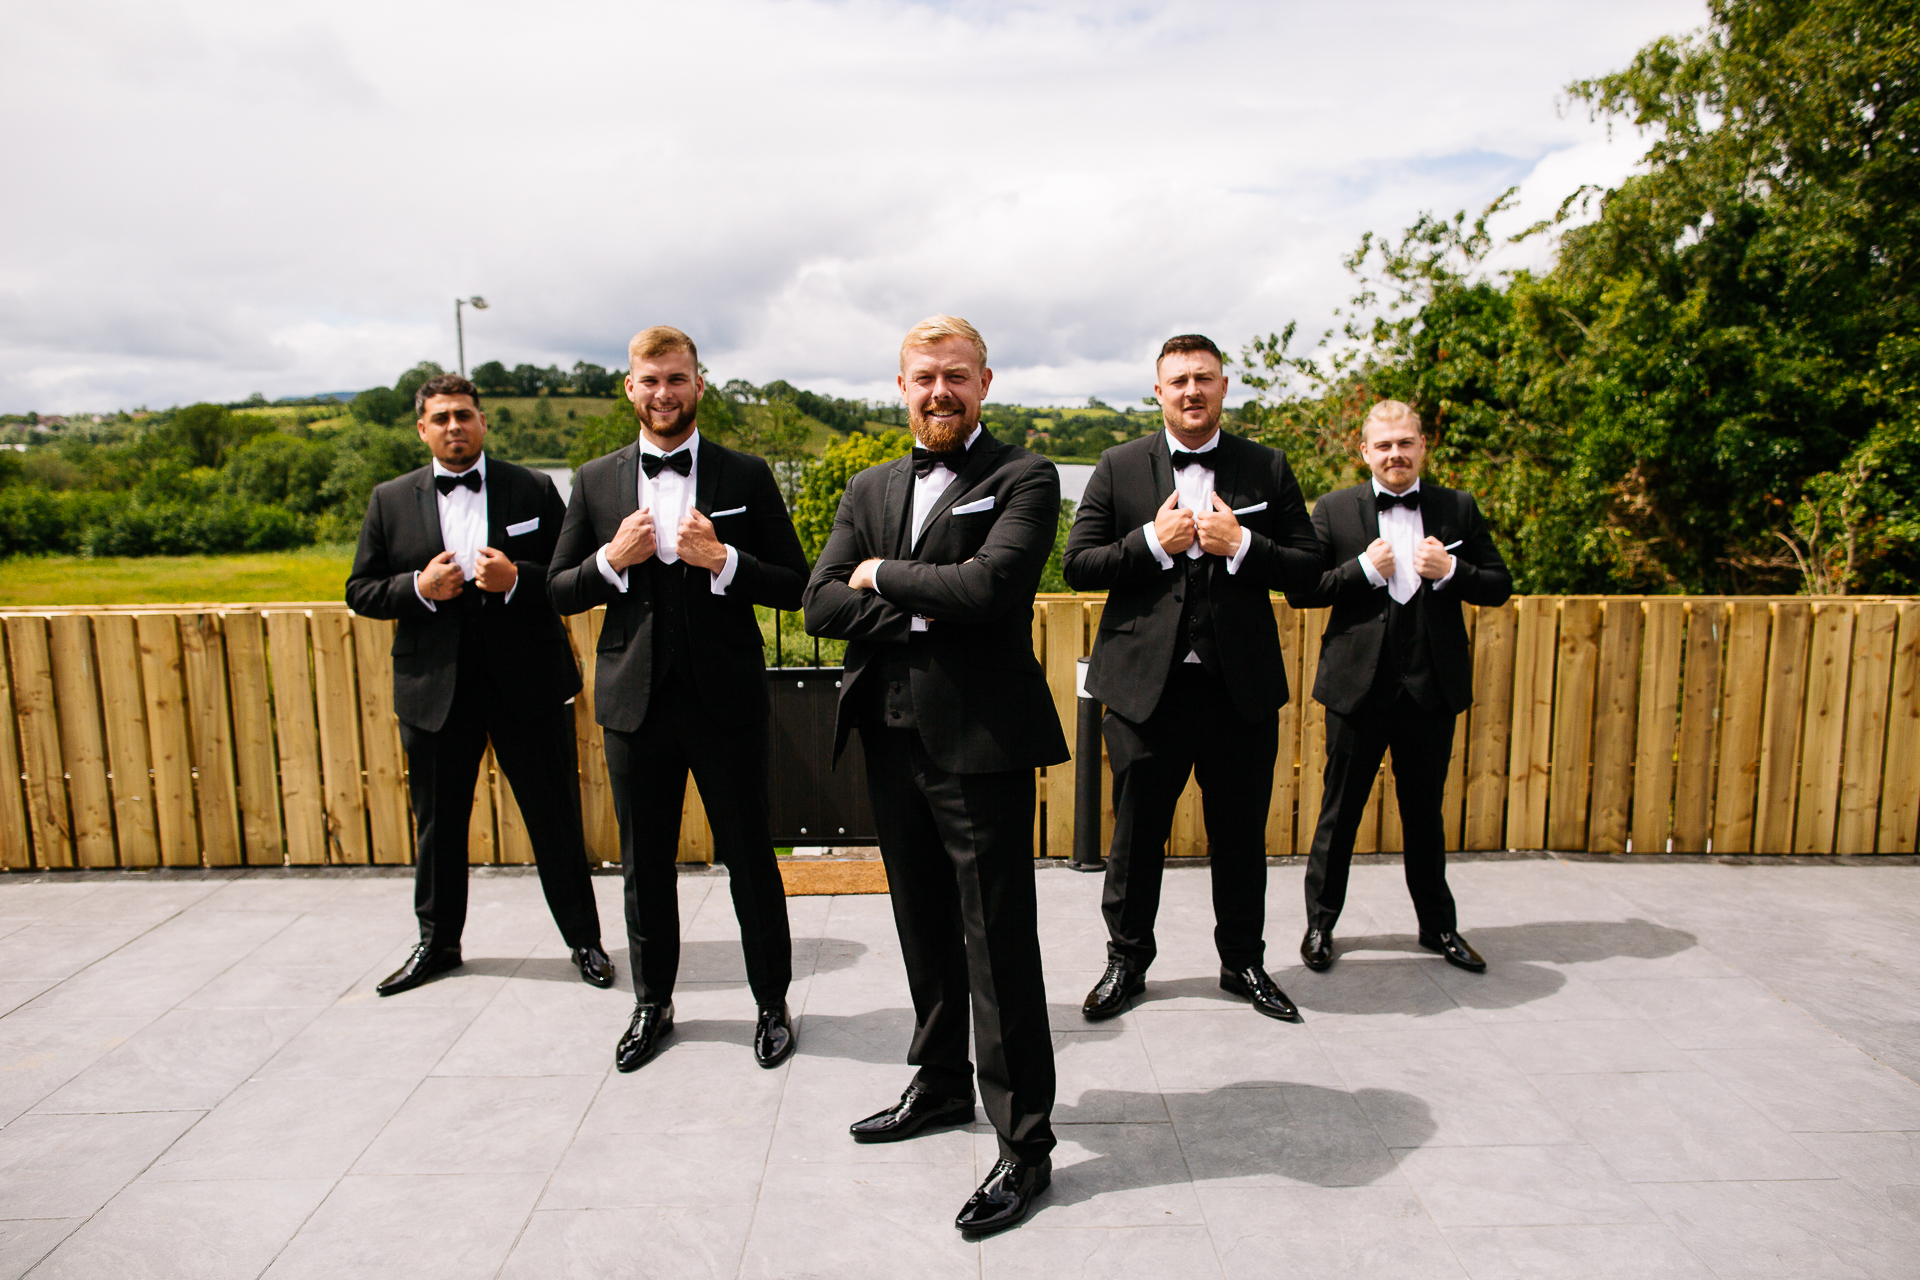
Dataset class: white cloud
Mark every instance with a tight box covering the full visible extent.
[0,0,1705,412]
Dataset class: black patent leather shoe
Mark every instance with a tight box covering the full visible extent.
[572,945,615,988]
[615,1002,674,1072]
[1420,930,1487,973]
[754,1002,795,1068]
[1220,965,1303,1022]
[1081,960,1146,1022]
[376,944,462,997]
[849,1083,974,1144]
[1301,927,1334,972]
[955,1156,1051,1237]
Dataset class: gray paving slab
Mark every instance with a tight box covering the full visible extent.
[1,857,1917,1278]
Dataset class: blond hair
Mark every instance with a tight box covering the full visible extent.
[1361,399,1423,443]
[899,315,987,370]
[628,325,698,369]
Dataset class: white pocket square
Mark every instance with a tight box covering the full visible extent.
[709,505,748,518]
[506,517,540,536]
[950,496,995,516]
[1231,501,1268,516]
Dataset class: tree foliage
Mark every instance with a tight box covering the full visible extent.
[1241,0,1919,593]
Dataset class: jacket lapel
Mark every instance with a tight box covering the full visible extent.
[613,442,641,528]
[694,437,723,516]
[883,456,913,558]
[1356,482,1380,549]
[483,456,508,549]
[413,468,444,558]
[1145,430,1173,508]
[913,432,1002,555]
[1209,432,1243,518]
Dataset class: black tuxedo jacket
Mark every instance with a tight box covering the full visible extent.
[1287,481,1513,716]
[1063,430,1323,723]
[802,430,1071,775]
[345,458,580,732]
[546,437,808,733]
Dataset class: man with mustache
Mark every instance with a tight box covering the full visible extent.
[346,372,611,997]
[1063,334,1322,1025]
[803,315,1068,1237]
[1288,400,1512,974]
[548,326,808,1072]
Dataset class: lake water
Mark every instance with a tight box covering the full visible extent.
[538,462,1093,509]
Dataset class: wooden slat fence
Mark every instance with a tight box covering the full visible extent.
[2,596,1916,869]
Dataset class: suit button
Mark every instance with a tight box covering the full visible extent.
[1172,591,1183,602]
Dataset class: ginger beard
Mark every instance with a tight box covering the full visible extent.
[908,396,975,453]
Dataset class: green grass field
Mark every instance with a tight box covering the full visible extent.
[0,549,850,669]
[0,544,358,606]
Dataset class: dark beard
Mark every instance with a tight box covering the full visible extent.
[637,399,697,441]
[909,402,974,453]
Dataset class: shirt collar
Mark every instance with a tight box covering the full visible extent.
[431,454,486,482]
[1372,477,1421,498]
[639,429,701,461]
[1165,428,1220,457]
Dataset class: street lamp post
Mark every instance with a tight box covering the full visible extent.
[454,296,489,376]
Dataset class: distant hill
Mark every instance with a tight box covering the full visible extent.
[275,391,357,404]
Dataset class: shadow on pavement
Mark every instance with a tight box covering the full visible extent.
[1049,1080,1434,1200]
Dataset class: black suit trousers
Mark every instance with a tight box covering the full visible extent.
[603,672,792,1008]
[1101,663,1279,973]
[860,725,1056,1167]
[1304,691,1459,934]
[398,686,602,953]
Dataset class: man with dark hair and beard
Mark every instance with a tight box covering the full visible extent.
[547,325,809,1073]
[1063,334,1322,1025]
[347,372,611,997]
[803,315,1069,1238]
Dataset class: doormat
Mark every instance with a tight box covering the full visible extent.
[779,860,889,896]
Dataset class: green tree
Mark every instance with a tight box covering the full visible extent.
[1240,0,1920,593]
[394,362,446,412]
[791,430,911,559]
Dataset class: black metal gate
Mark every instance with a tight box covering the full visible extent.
[765,667,876,845]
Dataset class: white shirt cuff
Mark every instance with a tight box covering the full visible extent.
[710,545,739,595]
[595,545,629,593]
[1224,528,1251,574]
[1143,521,1174,570]
[503,576,518,604]
[413,571,437,612]
[1433,555,1458,590]
[1358,554,1387,588]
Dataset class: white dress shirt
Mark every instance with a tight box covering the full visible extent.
[1142,430,1253,574]
[415,454,516,609]
[1358,478,1455,604]
[1141,429,1252,663]
[875,424,983,632]
[594,430,740,596]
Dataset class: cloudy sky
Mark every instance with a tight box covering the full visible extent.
[1,0,1705,414]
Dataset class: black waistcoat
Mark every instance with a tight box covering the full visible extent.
[1169,553,1223,679]
[1369,589,1446,711]
[645,555,694,691]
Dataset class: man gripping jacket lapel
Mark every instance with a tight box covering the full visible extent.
[1063,333,1324,1026]
[346,373,610,997]
[548,326,808,1074]
[1288,400,1512,976]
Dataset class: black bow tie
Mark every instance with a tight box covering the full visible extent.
[434,470,482,495]
[1171,450,1213,471]
[912,446,967,479]
[642,449,692,479]
[1375,487,1420,511]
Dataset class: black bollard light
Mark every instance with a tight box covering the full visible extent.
[1070,657,1106,872]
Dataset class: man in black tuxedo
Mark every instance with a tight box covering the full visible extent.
[1289,400,1512,974]
[803,315,1068,1238]
[346,373,611,997]
[548,326,806,1074]
[1064,334,1323,1024]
